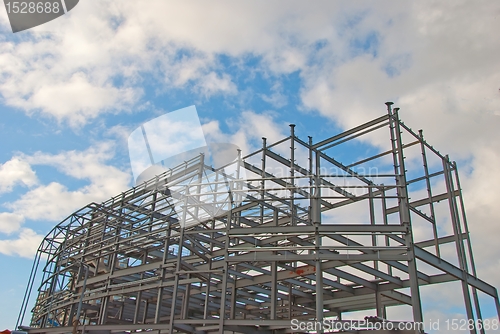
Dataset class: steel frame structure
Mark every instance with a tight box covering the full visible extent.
[18,103,500,334]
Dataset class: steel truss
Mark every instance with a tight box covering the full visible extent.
[18,103,500,334]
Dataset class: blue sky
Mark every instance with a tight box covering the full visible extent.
[1,1,500,332]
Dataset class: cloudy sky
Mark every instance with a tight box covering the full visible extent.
[1,0,500,331]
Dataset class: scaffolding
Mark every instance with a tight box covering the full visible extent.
[18,103,500,333]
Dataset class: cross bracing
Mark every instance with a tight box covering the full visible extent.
[17,103,500,334]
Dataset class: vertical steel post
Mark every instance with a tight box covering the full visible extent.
[453,163,489,331]
[204,219,216,320]
[375,285,385,318]
[271,208,278,320]
[369,186,378,272]
[99,296,109,325]
[155,217,171,324]
[312,137,321,225]
[75,263,89,329]
[314,141,323,329]
[381,186,393,277]
[142,301,148,324]
[195,153,205,221]
[418,130,440,257]
[308,136,314,223]
[219,211,232,334]
[443,156,476,334]
[133,253,147,324]
[315,236,324,330]
[182,274,191,319]
[386,102,423,323]
[270,260,277,320]
[168,193,188,333]
[203,275,211,320]
[261,137,267,225]
[290,124,296,226]
[230,272,237,319]
[154,281,164,324]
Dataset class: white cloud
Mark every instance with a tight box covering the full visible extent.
[298,1,500,156]
[0,1,404,126]
[0,157,38,193]
[458,147,500,287]
[28,72,141,127]
[7,182,91,222]
[4,143,130,223]
[202,110,289,158]
[261,82,288,109]
[0,228,43,258]
[0,212,24,234]
[1,1,498,130]
[1,1,261,126]
[196,72,237,97]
